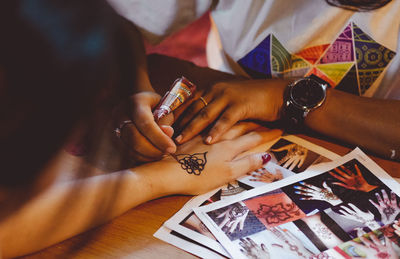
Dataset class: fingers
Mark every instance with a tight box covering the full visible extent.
[133,101,176,154]
[382,189,390,204]
[218,121,260,141]
[270,144,295,152]
[369,198,379,209]
[122,124,164,159]
[298,153,306,168]
[205,106,244,144]
[177,91,213,129]
[286,157,299,171]
[229,153,271,180]
[228,130,282,156]
[329,169,347,183]
[176,97,227,144]
[160,125,174,138]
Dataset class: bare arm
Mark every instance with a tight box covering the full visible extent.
[306,88,400,160]
[0,129,279,258]
[177,78,400,161]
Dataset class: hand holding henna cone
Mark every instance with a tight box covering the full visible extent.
[153,76,196,121]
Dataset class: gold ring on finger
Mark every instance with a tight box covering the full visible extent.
[199,96,208,107]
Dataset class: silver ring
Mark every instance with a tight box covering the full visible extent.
[199,96,208,107]
[113,120,133,138]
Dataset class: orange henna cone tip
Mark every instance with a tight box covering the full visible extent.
[262,153,271,164]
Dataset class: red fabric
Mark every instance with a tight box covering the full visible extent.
[145,12,210,67]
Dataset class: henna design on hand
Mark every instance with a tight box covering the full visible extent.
[255,202,301,225]
[311,223,334,240]
[370,189,400,225]
[329,164,378,192]
[174,152,208,175]
[294,181,342,205]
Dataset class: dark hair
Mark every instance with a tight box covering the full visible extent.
[0,0,135,218]
[326,0,392,11]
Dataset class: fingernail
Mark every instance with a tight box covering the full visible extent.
[205,136,212,144]
[262,153,271,164]
[166,146,176,154]
[295,191,301,194]
[175,135,183,143]
[299,181,305,184]
[294,186,300,189]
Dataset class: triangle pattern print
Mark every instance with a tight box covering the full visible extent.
[335,64,360,95]
[296,44,330,65]
[317,62,354,87]
[271,35,292,73]
[353,23,396,94]
[319,24,354,64]
[238,35,272,79]
[237,23,396,96]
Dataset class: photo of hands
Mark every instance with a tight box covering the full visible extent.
[334,229,400,259]
[268,138,333,173]
[194,149,400,259]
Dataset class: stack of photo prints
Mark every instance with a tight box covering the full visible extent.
[154,135,400,259]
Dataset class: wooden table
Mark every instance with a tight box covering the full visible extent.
[20,133,400,259]
[19,55,400,258]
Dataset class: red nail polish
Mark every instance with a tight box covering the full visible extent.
[262,154,271,164]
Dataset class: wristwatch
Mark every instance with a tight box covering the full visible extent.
[281,75,329,129]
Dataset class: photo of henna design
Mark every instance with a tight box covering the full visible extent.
[255,202,302,225]
[173,152,208,175]
[370,189,400,225]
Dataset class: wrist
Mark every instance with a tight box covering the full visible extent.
[360,184,378,192]
[131,157,182,197]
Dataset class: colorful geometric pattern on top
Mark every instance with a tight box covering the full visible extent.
[238,23,396,95]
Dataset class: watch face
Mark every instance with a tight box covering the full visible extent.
[290,78,326,109]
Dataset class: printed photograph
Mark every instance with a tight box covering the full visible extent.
[207,202,267,241]
[234,224,319,259]
[335,229,400,259]
[293,211,351,252]
[268,138,332,173]
[180,181,251,239]
[282,159,389,214]
[243,189,306,228]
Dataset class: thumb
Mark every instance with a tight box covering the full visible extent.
[160,125,174,138]
[230,153,271,179]
[158,112,174,126]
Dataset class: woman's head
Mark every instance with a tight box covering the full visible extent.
[0,0,136,219]
[325,0,391,11]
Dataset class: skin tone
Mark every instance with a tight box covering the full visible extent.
[248,168,283,183]
[329,164,378,192]
[270,144,308,171]
[338,203,381,230]
[294,181,342,206]
[130,70,400,163]
[347,234,398,259]
[301,214,343,249]
[239,237,270,259]
[120,15,400,163]
[370,189,400,225]
[0,126,280,258]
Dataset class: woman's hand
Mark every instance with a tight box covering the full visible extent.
[175,79,288,145]
[329,164,378,192]
[271,144,308,171]
[112,91,176,162]
[138,128,281,195]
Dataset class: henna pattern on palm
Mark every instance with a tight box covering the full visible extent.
[255,202,301,225]
[174,152,208,175]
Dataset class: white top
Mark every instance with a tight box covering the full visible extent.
[108,0,400,99]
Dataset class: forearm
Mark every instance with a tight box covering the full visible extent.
[0,163,173,258]
[305,89,400,160]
